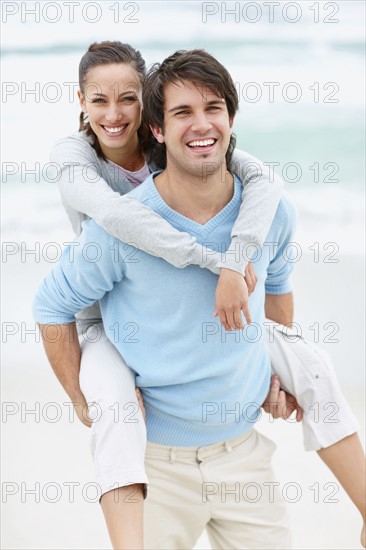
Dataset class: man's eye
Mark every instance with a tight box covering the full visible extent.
[207,106,220,111]
[175,110,189,116]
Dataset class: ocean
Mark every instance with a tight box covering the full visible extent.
[1,1,365,253]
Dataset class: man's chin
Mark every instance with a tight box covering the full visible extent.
[197,159,225,179]
[186,164,217,179]
[168,155,226,179]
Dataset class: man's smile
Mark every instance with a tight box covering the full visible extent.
[186,138,217,151]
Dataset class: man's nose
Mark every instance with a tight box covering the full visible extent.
[190,111,212,133]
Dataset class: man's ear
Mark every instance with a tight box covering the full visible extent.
[150,125,165,144]
[77,90,86,113]
[229,115,235,130]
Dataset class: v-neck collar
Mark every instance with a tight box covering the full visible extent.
[146,171,242,237]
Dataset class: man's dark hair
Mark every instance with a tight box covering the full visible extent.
[142,49,238,168]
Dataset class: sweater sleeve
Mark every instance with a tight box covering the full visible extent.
[265,196,297,295]
[32,220,123,324]
[52,136,222,274]
[219,148,284,274]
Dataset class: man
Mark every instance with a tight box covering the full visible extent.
[33,50,297,549]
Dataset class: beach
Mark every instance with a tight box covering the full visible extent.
[2,232,365,549]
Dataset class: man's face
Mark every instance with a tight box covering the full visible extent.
[152,80,234,178]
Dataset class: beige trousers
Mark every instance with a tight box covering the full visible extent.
[144,429,292,550]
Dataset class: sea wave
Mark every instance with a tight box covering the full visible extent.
[1,1,364,56]
[1,181,364,255]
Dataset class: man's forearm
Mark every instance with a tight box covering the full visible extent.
[265,292,294,326]
[38,323,84,402]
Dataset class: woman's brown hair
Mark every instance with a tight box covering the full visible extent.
[78,41,148,160]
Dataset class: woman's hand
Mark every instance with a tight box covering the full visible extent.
[214,263,257,330]
[244,261,258,295]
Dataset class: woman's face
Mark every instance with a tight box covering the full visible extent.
[79,63,142,156]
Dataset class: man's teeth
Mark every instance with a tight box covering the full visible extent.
[104,126,125,133]
[188,139,215,147]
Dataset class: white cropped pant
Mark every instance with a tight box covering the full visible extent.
[79,323,148,497]
[78,321,358,498]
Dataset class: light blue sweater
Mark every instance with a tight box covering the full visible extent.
[33,173,296,446]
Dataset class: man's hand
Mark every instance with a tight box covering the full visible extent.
[38,323,94,427]
[262,375,303,422]
[73,398,92,428]
[214,265,257,330]
[75,390,145,428]
[136,388,146,423]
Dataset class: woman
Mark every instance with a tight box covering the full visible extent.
[47,42,364,549]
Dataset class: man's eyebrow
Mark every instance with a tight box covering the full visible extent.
[167,104,190,113]
[167,99,224,113]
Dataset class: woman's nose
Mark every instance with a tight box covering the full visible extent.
[105,103,123,122]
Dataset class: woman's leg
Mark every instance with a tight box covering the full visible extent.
[317,435,366,548]
[265,320,365,547]
[100,485,144,550]
[79,323,148,549]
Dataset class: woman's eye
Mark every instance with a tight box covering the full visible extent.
[91,98,105,104]
[121,96,137,103]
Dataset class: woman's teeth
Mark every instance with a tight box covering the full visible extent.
[104,125,125,134]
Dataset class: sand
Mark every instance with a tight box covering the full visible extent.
[1,241,365,549]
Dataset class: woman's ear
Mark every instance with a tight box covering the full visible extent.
[150,125,165,144]
[77,90,86,113]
